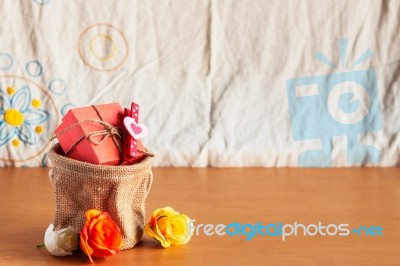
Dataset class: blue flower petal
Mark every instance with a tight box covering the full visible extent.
[0,90,11,112]
[11,86,31,112]
[17,124,37,145]
[0,123,15,146]
[24,109,50,125]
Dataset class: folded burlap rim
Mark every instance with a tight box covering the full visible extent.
[48,143,154,177]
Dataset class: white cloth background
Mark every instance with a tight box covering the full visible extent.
[0,0,399,167]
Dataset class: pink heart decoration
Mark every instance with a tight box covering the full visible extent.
[131,124,142,134]
[123,117,148,140]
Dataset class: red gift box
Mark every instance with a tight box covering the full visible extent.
[54,103,125,165]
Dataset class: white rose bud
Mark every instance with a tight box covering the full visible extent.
[44,224,78,256]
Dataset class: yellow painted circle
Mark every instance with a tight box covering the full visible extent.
[78,23,129,72]
[4,109,24,126]
[89,34,117,61]
[12,139,20,147]
[6,86,15,95]
[35,125,44,134]
[32,98,41,108]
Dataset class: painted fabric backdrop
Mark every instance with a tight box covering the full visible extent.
[0,0,399,167]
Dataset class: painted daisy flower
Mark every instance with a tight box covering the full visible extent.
[0,86,49,147]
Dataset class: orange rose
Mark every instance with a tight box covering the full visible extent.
[79,209,123,264]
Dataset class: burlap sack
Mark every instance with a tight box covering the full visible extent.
[47,143,153,250]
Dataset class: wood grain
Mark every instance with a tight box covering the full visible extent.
[0,167,399,265]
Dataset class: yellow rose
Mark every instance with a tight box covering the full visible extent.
[144,207,192,248]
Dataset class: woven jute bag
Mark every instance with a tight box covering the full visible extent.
[48,143,153,250]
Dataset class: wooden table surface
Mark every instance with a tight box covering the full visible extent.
[0,167,399,265]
